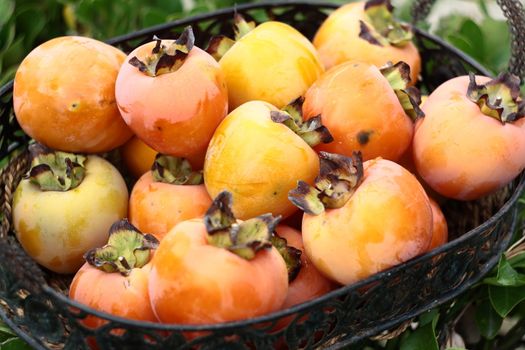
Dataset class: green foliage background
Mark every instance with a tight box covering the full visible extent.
[0,0,523,349]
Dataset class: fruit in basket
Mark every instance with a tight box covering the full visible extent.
[413,73,525,200]
[12,144,129,274]
[204,99,332,220]
[428,197,448,251]
[129,155,212,241]
[303,61,423,162]
[206,14,324,110]
[313,0,421,85]
[115,27,228,168]
[13,36,133,153]
[120,136,158,179]
[289,152,432,285]
[148,191,288,324]
[69,220,160,327]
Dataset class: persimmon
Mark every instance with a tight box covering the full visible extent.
[115,27,228,168]
[129,155,212,241]
[303,61,422,162]
[148,192,288,324]
[313,0,421,84]
[12,144,128,274]
[275,226,335,310]
[413,73,525,200]
[204,99,332,220]
[120,136,158,179]
[13,36,133,153]
[428,197,448,251]
[69,220,160,328]
[207,15,324,110]
[289,152,432,285]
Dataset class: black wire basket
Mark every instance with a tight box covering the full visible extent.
[1,1,525,349]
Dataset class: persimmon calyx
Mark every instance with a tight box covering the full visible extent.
[380,61,424,120]
[271,234,302,283]
[271,97,334,147]
[152,154,203,185]
[129,26,195,77]
[360,0,413,47]
[467,72,525,123]
[206,13,255,61]
[84,219,159,276]
[289,152,364,215]
[204,191,281,260]
[26,143,86,192]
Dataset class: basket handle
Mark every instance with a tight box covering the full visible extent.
[410,0,525,80]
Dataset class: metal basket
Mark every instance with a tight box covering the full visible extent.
[1,1,525,349]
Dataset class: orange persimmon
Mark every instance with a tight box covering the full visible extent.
[303,61,418,162]
[13,36,132,153]
[290,153,432,285]
[148,192,288,324]
[413,73,525,200]
[313,0,420,84]
[120,136,158,179]
[129,155,212,241]
[115,27,228,168]
[428,197,448,251]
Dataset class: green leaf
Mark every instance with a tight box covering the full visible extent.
[15,7,46,48]
[1,338,32,350]
[0,0,14,28]
[489,284,525,317]
[475,298,503,339]
[399,322,439,350]
[458,19,484,57]
[483,255,525,287]
[479,17,510,74]
[0,322,15,336]
[419,309,439,327]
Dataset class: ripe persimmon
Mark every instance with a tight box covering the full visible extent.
[204,99,331,220]
[428,197,448,251]
[69,220,159,328]
[148,192,288,324]
[313,0,421,84]
[13,36,132,153]
[115,27,228,168]
[129,155,212,241]
[413,73,525,200]
[303,61,422,162]
[207,15,324,110]
[120,136,158,179]
[290,152,432,285]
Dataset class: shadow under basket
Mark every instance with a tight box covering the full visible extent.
[0,1,524,349]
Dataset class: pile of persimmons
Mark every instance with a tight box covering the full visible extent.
[9,0,525,330]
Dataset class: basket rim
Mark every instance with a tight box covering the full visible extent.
[0,0,516,337]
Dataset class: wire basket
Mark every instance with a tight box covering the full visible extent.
[0,1,525,349]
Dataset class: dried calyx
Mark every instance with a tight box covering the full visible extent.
[467,72,525,123]
[380,61,424,120]
[84,219,159,276]
[26,142,86,192]
[270,97,334,147]
[206,13,256,61]
[204,192,302,279]
[359,0,413,47]
[270,234,302,282]
[129,26,195,77]
[289,152,364,215]
[152,154,203,185]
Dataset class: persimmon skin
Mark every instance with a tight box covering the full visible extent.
[115,43,228,168]
[120,136,158,179]
[276,226,335,310]
[413,75,525,200]
[303,61,413,162]
[69,262,158,328]
[313,2,420,84]
[148,219,288,324]
[302,158,433,285]
[13,36,133,153]
[220,21,324,110]
[428,198,448,251]
[204,101,319,220]
[129,172,212,241]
